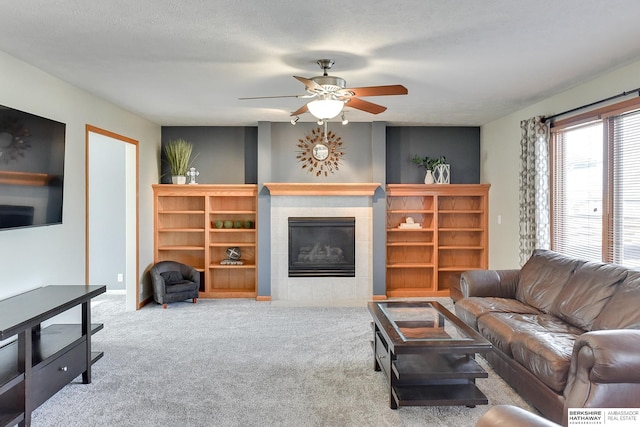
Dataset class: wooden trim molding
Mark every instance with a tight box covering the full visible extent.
[385,183,491,196]
[264,182,381,196]
[85,124,140,309]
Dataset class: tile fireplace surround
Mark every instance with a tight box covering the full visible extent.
[265,183,380,307]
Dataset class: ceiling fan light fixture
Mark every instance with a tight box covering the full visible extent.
[307,98,344,120]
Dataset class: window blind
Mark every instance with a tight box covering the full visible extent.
[551,121,603,261]
[609,109,640,267]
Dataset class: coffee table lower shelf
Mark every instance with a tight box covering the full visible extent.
[393,384,488,407]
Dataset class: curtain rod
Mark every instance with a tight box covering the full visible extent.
[541,87,640,123]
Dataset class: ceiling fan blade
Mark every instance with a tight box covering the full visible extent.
[346,85,408,97]
[294,76,323,91]
[345,98,387,114]
[290,104,309,116]
[239,95,303,100]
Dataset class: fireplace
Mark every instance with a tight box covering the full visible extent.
[288,217,355,277]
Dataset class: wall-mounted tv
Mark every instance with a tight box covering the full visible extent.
[0,104,65,230]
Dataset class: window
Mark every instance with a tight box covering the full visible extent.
[551,100,640,267]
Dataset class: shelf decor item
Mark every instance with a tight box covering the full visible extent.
[187,167,199,184]
[164,138,197,184]
[226,246,242,260]
[221,246,243,265]
[411,154,446,185]
[424,169,435,184]
[433,163,450,184]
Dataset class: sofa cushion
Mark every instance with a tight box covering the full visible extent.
[477,312,540,356]
[455,297,541,330]
[593,270,640,330]
[551,261,627,331]
[515,249,583,314]
[509,315,583,393]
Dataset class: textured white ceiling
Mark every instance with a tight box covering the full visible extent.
[1,1,640,126]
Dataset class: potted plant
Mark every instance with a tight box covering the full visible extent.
[412,154,447,184]
[164,139,196,184]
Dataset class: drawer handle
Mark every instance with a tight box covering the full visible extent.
[59,366,68,372]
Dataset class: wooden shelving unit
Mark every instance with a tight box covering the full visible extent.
[153,184,258,298]
[385,184,489,298]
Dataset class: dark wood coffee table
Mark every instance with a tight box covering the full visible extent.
[368,300,492,409]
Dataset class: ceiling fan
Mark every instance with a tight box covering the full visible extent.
[239,59,408,120]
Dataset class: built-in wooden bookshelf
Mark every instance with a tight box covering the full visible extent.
[153,184,257,298]
[385,184,489,297]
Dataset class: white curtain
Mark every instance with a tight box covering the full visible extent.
[519,116,550,265]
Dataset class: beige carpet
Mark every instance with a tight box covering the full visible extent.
[31,295,533,427]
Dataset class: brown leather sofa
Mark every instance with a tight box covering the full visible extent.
[455,249,640,426]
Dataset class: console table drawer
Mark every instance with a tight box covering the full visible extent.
[31,343,86,408]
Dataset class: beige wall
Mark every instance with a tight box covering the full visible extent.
[482,59,640,269]
[0,50,160,302]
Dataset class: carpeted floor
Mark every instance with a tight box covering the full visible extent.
[31,295,533,426]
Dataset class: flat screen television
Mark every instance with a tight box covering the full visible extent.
[0,104,65,230]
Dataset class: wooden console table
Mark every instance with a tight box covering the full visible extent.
[0,285,106,427]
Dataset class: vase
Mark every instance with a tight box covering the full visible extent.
[433,164,450,184]
[424,170,434,184]
[172,176,186,184]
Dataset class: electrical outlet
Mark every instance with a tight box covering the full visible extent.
[117,273,123,282]
[497,215,502,225]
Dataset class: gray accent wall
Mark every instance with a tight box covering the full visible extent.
[161,127,256,184]
[371,122,387,296]
[161,124,481,186]
[270,122,373,182]
[386,126,480,184]
[257,122,272,298]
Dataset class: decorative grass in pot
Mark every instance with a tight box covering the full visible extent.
[164,139,195,184]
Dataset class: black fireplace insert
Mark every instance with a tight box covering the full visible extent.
[288,217,355,277]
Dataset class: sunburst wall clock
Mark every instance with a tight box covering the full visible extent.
[296,126,345,176]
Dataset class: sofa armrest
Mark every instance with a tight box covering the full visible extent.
[570,330,640,384]
[150,269,167,303]
[460,269,520,299]
[564,329,640,423]
[181,265,200,286]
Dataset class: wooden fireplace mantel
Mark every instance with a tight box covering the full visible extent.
[264,182,381,196]
[0,171,54,186]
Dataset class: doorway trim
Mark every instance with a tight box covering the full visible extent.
[85,124,141,309]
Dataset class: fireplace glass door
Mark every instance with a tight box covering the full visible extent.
[288,217,355,277]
